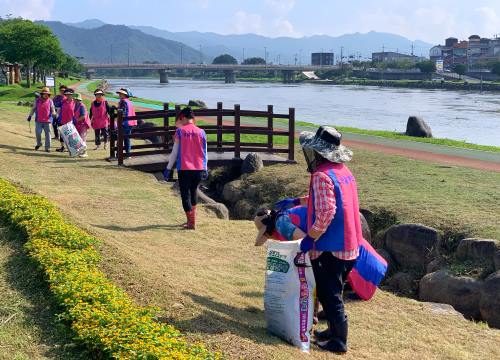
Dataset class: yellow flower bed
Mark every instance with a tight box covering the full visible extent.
[0,179,217,360]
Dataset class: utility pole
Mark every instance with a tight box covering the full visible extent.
[264,47,268,64]
[340,46,344,64]
[242,48,245,63]
[299,49,303,65]
[199,45,202,64]
[411,43,414,56]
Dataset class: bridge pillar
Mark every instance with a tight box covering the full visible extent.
[282,70,296,84]
[224,70,236,84]
[159,69,169,84]
[85,69,95,80]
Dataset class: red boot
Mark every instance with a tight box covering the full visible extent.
[183,206,196,230]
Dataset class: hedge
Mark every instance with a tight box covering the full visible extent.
[0,179,217,359]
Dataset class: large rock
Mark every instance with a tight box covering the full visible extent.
[135,121,161,143]
[495,250,500,271]
[222,180,244,204]
[241,153,264,175]
[233,199,255,220]
[202,203,229,220]
[244,184,262,202]
[419,270,482,319]
[384,224,439,270]
[360,212,372,243]
[405,116,433,138]
[386,271,417,295]
[376,248,395,276]
[421,302,464,318]
[188,99,207,108]
[479,271,500,328]
[456,238,500,266]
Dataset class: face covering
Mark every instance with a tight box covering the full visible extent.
[303,148,320,173]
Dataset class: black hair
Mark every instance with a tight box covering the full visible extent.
[59,84,67,90]
[256,209,280,236]
[179,106,194,119]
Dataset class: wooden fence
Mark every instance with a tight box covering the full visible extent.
[108,102,296,166]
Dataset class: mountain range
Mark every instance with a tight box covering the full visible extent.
[41,19,434,65]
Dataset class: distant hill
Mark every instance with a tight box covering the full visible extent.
[66,18,107,29]
[38,21,204,64]
[131,26,433,64]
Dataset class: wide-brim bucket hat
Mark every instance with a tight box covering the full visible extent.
[299,126,353,163]
[73,93,83,101]
[40,87,51,95]
[254,210,271,246]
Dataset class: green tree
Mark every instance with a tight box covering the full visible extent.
[490,61,500,76]
[0,18,63,87]
[212,54,237,65]
[415,61,437,75]
[242,57,266,65]
[452,64,467,79]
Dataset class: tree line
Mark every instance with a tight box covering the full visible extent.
[0,17,84,87]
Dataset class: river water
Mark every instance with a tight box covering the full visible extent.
[108,78,500,147]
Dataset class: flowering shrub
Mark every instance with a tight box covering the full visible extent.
[0,179,217,359]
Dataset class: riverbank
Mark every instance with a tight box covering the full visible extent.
[0,103,499,359]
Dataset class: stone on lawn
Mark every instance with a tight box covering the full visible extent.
[419,270,482,319]
[405,116,433,138]
[233,199,255,220]
[384,224,439,270]
[222,180,244,204]
[456,238,500,266]
[386,271,417,295]
[188,99,207,108]
[479,271,500,328]
[241,153,264,175]
[360,212,372,243]
[202,203,229,220]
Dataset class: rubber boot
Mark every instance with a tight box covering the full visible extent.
[183,211,192,229]
[187,206,196,230]
[317,316,348,353]
[314,321,332,341]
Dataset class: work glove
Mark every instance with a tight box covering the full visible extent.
[27,115,32,122]
[275,197,300,211]
[300,235,315,253]
[163,168,171,181]
[201,170,209,181]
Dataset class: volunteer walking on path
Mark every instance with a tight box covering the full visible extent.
[163,107,208,230]
[56,88,75,152]
[27,87,57,152]
[52,84,67,140]
[90,89,111,150]
[276,126,362,353]
[73,93,90,158]
[116,88,136,157]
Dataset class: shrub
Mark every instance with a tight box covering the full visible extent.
[0,179,217,359]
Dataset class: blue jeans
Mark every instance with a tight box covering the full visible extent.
[123,123,132,154]
[35,122,51,150]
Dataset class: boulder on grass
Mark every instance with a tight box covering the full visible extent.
[421,302,464,318]
[241,153,264,175]
[456,238,500,266]
[202,203,229,220]
[360,212,372,243]
[479,271,500,328]
[222,180,244,204]
[188,99,207,108]
[233,199,255,220]
[384,224,439,270]
[495,250,500,271]
[405,116,433,138]
[419,270,482,319]
[376,248,395,276]
[386,271,417,295]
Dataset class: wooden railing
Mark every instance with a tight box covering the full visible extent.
[109,102,296,166]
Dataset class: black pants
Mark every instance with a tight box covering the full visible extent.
[312,252,355,326]
[52,122,59,138]
[94,128,109,146]
[178,170,202,212]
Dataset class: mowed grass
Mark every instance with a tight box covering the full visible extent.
[0,226,92,360]
[0,103,499,359]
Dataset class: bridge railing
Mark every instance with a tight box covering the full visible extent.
[109,102,295,166]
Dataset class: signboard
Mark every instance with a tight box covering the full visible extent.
[435,60,444,73]
[45,76,55,87]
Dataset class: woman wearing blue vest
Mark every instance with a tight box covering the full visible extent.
[275,126,362,354]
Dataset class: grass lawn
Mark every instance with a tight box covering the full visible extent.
[0,226,92,360]
[0,102,499,359]
[0,78,81,102]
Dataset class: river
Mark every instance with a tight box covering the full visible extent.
[107,78,500,147]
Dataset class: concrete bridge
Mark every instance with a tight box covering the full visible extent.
[82,63,339,84]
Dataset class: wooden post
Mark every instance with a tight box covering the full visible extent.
[234,104,241,159]
[109,108,116,159]
[117,110,124,165]
[163,102,169,149]
[288,107,295,161]
[175,104,181,120]
[267,105,273,149]
[217,102,223,151]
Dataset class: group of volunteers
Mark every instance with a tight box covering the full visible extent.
[27,84,137,156]
[252,126,387,354]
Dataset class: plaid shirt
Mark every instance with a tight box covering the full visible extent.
[304,172,359,261]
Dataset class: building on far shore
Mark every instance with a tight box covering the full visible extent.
[430,35,500,70]
[371,51,422,63]
[311,52,334,66]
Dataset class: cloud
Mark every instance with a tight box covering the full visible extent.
[266,0,295,14]
[0,0,55,20]
[231,11,263,34]
[474,7,500,38]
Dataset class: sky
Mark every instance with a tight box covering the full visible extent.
[2,0,500,43]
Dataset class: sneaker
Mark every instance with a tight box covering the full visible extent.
[34,145,41,150]
[56,146,65,152]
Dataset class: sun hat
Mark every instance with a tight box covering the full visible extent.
[299,126,353,163]
[94,88,104,95]
[63,88,74,95]
[254,210,272,246]
[116,88,131,97]
[73,93,83,101]
[40,87,51,95]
